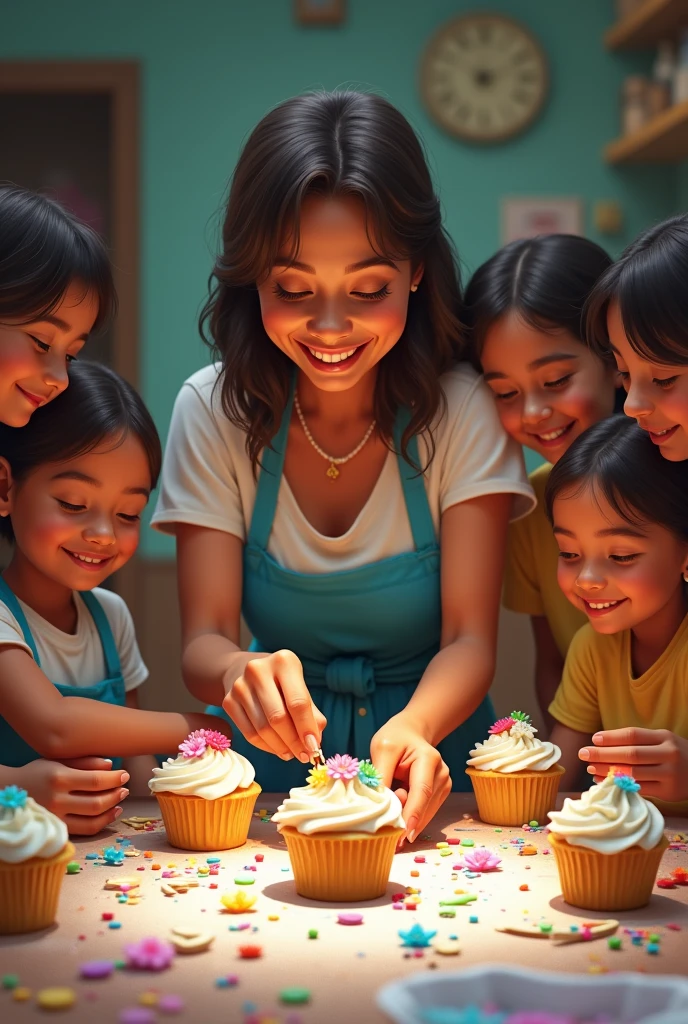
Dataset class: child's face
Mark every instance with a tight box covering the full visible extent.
[0,283,97,427]
[257,195,422,393]
[608,301,688,462]
[481,313,617,464]
[0,434,151,592]
[552,483,688,636]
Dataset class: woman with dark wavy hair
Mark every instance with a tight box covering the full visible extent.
[152,91,533,838]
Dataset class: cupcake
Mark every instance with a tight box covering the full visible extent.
[149,729,261,851]
[272,754,405,901]
[465,711,564,826]
[0,786,74,934]
[547,769,668,911]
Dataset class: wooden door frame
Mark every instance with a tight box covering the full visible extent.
[0,61,142,616]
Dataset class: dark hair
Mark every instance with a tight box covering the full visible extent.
[200,89,466,468]
[0,361,161,542]
[544,414,688,542]
[0,184,116,331]
[586,214,688,367]
[464,234,612,359]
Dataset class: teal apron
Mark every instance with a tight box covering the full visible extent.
[207,382,495,791]
[0,578,126,769]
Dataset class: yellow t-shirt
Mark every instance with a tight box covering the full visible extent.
[550,617,688,817]
[503,462,586,658]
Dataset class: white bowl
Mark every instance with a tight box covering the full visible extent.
[377,964,688,1024]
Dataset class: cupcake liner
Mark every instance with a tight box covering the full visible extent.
[465,764,565,826]
[280,825,405,901]
[0,841,75,934]
[155,782,261,851]
[549,832,670,911]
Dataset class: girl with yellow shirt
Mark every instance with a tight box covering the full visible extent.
[545,415,688,814]
[464,235,620,730]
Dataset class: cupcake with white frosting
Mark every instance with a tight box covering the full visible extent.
[0,786,74,934]
[272,754,405,901]
[465,711,565,826]
[547,769,668,910]
[149,729,261,850]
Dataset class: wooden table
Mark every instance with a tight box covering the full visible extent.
[0,794,686,1023]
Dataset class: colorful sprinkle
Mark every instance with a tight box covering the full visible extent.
[337,913,363,925]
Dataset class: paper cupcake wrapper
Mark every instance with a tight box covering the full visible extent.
[465,764,565,826]
[549,832,670,911]
[0,841,75,935]
[281,825,405,901]
[155,782,261,851]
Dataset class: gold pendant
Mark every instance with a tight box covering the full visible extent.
[326,462,340,480]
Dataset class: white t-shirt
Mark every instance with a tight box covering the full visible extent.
[0,587,147,691]
[152,363,535,573]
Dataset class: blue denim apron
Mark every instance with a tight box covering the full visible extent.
[207,383,495,790]
[0,578,126,769]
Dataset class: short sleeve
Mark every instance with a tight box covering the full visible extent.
[549,625,603,734]
[151,372,246,541]
[437,373,535,522]
[503,515,544,616]
[0,601,33,658]
[96,591,148,693]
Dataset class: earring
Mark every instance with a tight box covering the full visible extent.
[410,284,418,292]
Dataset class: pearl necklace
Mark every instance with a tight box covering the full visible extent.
[293,392,376,480]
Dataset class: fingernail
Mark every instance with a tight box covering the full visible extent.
[104,759,112,765]
[408,829,416,844]
[280,752,293,761]
[305,734,319,753]
[587,766,596,774]
[119,789,129,800]
[592,733,603,742]
[298,751,310,763]
[120,772,130,784]
[114,806,123,818]
[578,748,590,760]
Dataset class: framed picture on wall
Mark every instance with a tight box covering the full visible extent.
[295,0,346,25]
[501,197,583,245]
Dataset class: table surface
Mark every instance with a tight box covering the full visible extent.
[1,794,686,1024]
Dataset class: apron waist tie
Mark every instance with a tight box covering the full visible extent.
[324,656,375,698]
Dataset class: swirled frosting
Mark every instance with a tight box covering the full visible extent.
[149,729,255,800]
[272,754,405,835]
[467,713,561,773]
[547,770,665,854]
[0,789,68,864]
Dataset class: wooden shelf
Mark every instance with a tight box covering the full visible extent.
[605,0,688,49]
[604,98,688,161]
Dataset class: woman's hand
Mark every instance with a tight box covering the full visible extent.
[579,727,688,804]
[14,757,129,835]
[222,649,326,762]
[371,711,451,842]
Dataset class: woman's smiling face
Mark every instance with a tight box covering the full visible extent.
[256,194,422,393]
[480,312,618,464]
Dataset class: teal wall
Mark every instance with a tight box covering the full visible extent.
[1,1,681,551]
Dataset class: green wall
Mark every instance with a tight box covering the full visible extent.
[1,1,680,551]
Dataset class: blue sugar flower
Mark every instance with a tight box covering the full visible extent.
[357,759,383,788]
[613,774,640,792]
[398,923,437,948]
[0,786,28,810]
[103,846,124,865]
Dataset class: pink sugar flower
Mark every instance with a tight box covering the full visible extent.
[202,729,231,751]
[462,847,502,872]
[325,754,360,780]
[179,729,230,758]
[124,936,175,971]
[488,717,515,736]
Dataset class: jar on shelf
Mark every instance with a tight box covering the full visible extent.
[674,29,688,103]
[648,40,674,116]
[622,76,649,135]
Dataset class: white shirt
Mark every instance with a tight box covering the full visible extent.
[152,362,535,573]
[0,587,147,691]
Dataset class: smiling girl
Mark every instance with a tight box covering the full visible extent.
[545,415,688,814]
[0,185,114,426]
[152,90,534,841]
[464,235,619,729]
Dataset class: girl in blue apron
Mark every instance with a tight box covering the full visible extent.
[0,361,228,780]
[153,91,534,841]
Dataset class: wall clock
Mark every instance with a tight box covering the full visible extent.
[419,13,549,144]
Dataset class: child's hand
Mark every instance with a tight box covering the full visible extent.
[579,728,688,803]
[222,651,326,762]
[19,757,129,835]
[371,711,452,844]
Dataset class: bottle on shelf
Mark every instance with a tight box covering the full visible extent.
[673,29,688,104]
[621,75,649,135]
[647,40,675,116]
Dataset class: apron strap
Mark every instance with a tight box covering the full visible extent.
[0,576,41,666]
[79,591,123,680]
[393,409,436,552]
[247,373,296,552]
